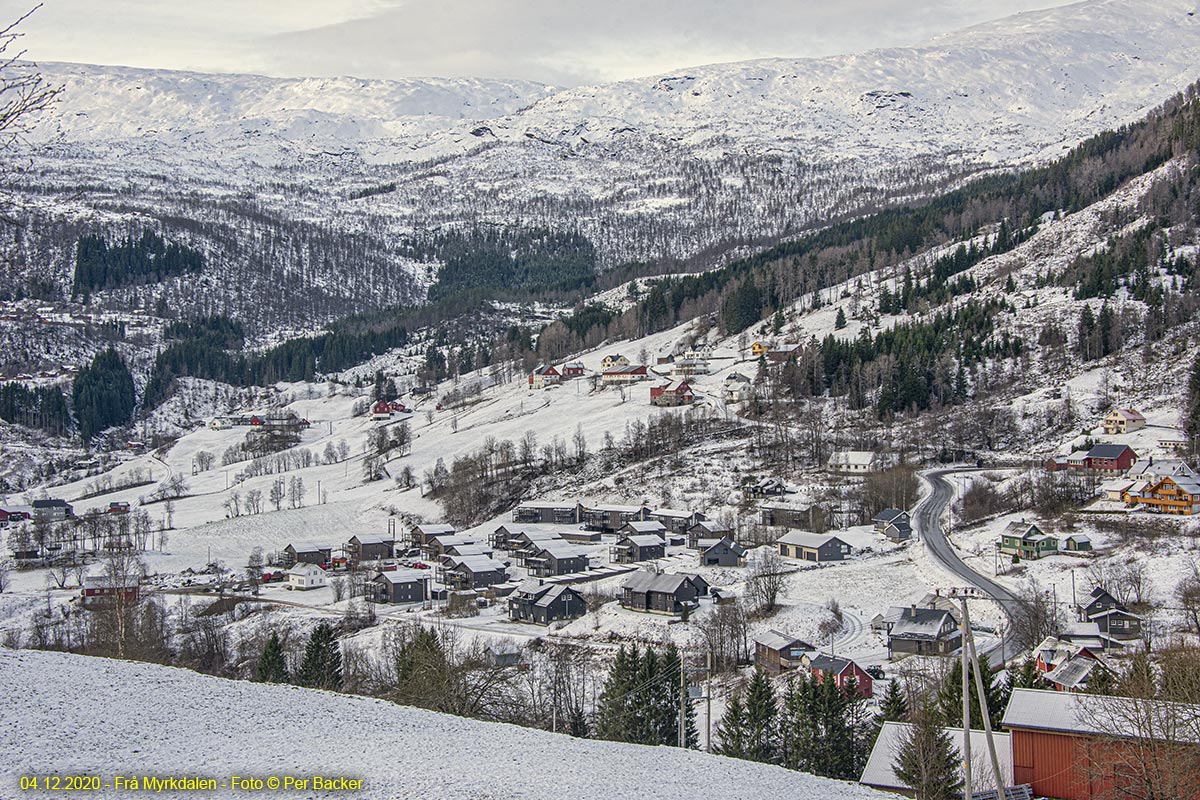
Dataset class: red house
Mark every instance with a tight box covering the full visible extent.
[650,380,695,407]
[809,654,873,698]
[1081,444,1137,473]
[528,365,562,389]
[81,574,141,605]
[249,415,264,427]
[1003,687,1200,800]
[386,401,406,413]
[561,362,585,379]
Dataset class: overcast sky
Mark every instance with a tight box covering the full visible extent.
[16,0,1078,86]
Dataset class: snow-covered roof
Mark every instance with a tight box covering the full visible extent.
[777,531,847,549]
[82,574,140,590]
[755,629,812,652]
[829,450,875,465]
[622,521,666,534]
[516,501,579,510]
[650,508,695,519]
[701,537,747,556]
[288,563,325,576]
[1002,688,1200,743]
[622,571,703,595]
[861,721,1012,792]
[889,607,955,641]
[1106,408,1144,421]
[534,584,582,608]
[445,556,506,574]
[414,523,456,535]
[1044,657,1099,690]
[529,541,589,559]
[617,534,666,548]
[376,569,429,585]
[872,508,907,523]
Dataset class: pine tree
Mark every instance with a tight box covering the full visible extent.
[296,622,342,691]
[937,653,1007,730]
[1184,351,1200,447]
[595,645,637,742]
[779,674,817,771]
[742,668,778,763]
[715,692,748,758]
[662,643,698,748]
[894,700,963,800]
[255,632,289,683]
[878,679,909,722]
[1008,659,1044,690]
[835,307,847,330]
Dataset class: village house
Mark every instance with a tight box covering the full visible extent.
[409,523,457,548]
[422,533,480,560]
[649,508,706,536]
[284,543,332,567]
[649,379,695,406]
[601,364,649,385]
[1128,474,1200,515]
[686,519,733,548]
[611,534,666,564]
[1082,443,1138,473]
[600,354,630,370]
[872,508,909,533]
[32,498,73,523]
[776,531,851,562]
[759,504,824,530]
[508,579,587,625]
[765,343,802,364]
[372,569,430,604]
[747,477,787,497]
[699,537,747,567]
[724,372,753,403]
[524,540,590,577]
[346,536,395,564]
[1062,533,1092,552]
[999,521,1059,561]
[439,555,509,591]
[827,450,878,474]
[561,362,585,379]
[754,630,815,675]
[287,563,328,591]
[1003,688,1200,800]
[511,501,583,526]
[582,503,650,532]
[371,400,394,421]
[619,571,709,615]
[484,641,523,668]
[886,604,961,658]
[208,417,230,430]
[527,364,562,390]
[507,531,567,564]
[1081,586,1143,641]
[861,723,1014,795]
[809,655,874,698]
[1125,456,1197,484]
[1044,653,1110,693]
[749,341,772,358]
[442,543,496,561]
[1102,408,1146,435]
[81,573,141,605]
[669,354,709,377]
[1101,478,1135,501]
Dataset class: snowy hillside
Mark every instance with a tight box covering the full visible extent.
[11,0,1200,327]
[0,648,884,800]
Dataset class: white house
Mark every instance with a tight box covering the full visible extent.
[827,450,878,474]
[600,354,630,371]
[208,417,230,431]
[724,372,753,402]
[288,563,328,591]
[1102,408,1146,435]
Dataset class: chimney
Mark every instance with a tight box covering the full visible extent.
[910,604,917,618]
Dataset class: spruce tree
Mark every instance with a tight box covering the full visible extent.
[715,693,748,758]
[878,679,909,722]
[742,668,778,763]
[779,674,817,771]
[894,700,963,800]
[835,308,847,329]
[1008,659,1044,690]
[296,622,342,691]
[255,632,289,683]
[937,653,1007,730]
[662,643,698,748]
[595,645,636,742]
[1184,351,1200,447]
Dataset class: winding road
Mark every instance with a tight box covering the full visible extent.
[914,468,1023,661]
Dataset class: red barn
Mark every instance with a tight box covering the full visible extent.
[1003,688,1200,800]
[81,574,141,605]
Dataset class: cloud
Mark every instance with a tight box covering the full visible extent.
[19,0,1077,84]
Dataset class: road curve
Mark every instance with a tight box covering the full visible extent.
[913,468,1023,662]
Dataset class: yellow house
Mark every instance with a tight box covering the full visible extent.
[750,341,772,358]
[1102,408,1146,435]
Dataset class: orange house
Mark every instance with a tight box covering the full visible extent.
[1130,475,1200,515]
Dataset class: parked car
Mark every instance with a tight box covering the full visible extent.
[865,665,885,680]
[412,561,430,570]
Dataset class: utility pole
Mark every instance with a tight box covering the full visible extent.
[679,651,687,748]
[960,595,971,800]
[964,599,1006,800]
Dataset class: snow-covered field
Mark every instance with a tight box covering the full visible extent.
[0,648,885,800]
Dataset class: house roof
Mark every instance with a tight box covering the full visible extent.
[376,569,429,585]
[1087,443,1135,460]
[1108,408,1145,421]
[860,722,1013,792]
[650,508,696,519]
[725,372,751,384]
[872,508,907,523]
[529,541,589,560]
[617,534,666,548]
[755,629,813,652]
[777,531,848,550]
[1000,521,1043,540]
[82,574,140,589]
[622,521,666,534]
[810,655,857,676]
[1045,657,1100,690]
[428,534,478,547]
[32,498,70,508]
[829,451,876,466]
[351,536,394,546]
[602,365,646,375]
[289,542,330,554]
[288,563,325,576]
[701,537,747,557]
[1089,607,1141,621]
[1002,688,1200,742]
[889,607,956,641]
[1064,533,1091,544]
[622,571,704,595]
[516,501,579,510]
[414,523,456,535]
[445,555,506,574]
[532,364,560,376]
[533,583,583,608]
[445,544,493,557]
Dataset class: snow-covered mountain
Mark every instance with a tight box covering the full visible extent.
[11,0,1200,329]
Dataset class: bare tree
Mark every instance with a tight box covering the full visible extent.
[245,547,264,595]
[0,558,10,592]
[0,6,61,209]
[695,599,750,673]
[194,450,215,472]
[746,549,787,612]
[1009,579,1064,650]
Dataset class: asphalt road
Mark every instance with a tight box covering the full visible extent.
[913,468,1024,661]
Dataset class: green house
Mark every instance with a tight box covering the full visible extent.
[998,521,1058,560]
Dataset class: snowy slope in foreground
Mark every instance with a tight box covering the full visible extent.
[0,649,884,800]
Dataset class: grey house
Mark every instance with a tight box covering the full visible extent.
[611,534,666,564]
[1083,587,1143,641]
[872,508,910,533]
[759,505,824,530]
[439,555,508,590]
[512,501,583,526]
[886,605,961,658]
[525,541,590,577]
[410,523,456,548]
[32,498,73,523]
[284,543,332,566]
[582,504,649,533]
[649,508,705,535]
[508,580,586,625]
[620,571,709,614]
[699,537,747,567]
[347,536,395,563]
[372,569,431,604]
[776,531,851,562]
[686,520,733,548]
[422,533,479,559]
[882,519,912,542]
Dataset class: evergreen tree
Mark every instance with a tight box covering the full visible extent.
[296,622,342,691]
[72,348,136,441]
[937,653,1008,731]
[893,700,963,800]
[255,632,289,683]
[1184,351,1200,447]
[835,307,847,329]
[715,693,748,758]
[742,668,779,763]
[1008,659,1044,690]
[662,643,699,748]
[595,645,637,742]
[878,679,910,722]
